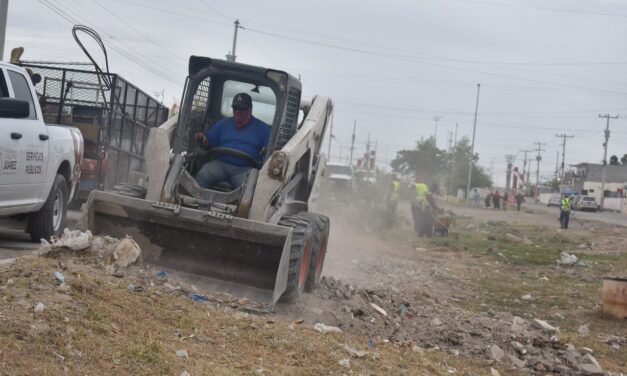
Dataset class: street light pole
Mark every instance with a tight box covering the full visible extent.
[226,19,243,62]
[465,83,481,200]
[432,115,442,146]
[0,0,8,61]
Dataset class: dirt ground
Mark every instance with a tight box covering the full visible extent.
[0,188,625,375]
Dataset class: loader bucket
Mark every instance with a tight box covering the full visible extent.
[83,190,291,308]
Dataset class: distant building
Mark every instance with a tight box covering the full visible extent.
[572,163,627,203]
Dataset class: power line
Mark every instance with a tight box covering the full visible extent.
[447,0,627,19]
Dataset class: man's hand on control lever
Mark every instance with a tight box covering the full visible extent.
[195,132,208,146]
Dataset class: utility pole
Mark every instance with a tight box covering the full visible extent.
[505,154,516,193]
[465,83,481,199]
[555,150,559,179]
[533,142,546,202]
[520,149,532,195]
[555,133,574,178]
[598,113,619,210]
[0,0,8,61]
[226,19,243,62]
[454,123,458,147]
[365,133,371,170]
[432,116,442,147]
[349,121,356,166]
[489,159,494,186]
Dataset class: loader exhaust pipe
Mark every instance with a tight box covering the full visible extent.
[82,191,292,307]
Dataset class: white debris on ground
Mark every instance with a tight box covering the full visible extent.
[557,252,578,266]
[40,228,93,252]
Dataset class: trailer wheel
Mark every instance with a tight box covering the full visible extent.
[29,174,68,242]
[279,215,314,303]
[301,213,330,292]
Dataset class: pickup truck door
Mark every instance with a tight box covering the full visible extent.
[0,68,48,213]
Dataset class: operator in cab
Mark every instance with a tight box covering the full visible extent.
[194,92,270,189]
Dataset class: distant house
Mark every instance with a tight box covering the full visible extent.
[572,163,627,203]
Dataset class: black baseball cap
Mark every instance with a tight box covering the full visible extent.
[232,93,252,110]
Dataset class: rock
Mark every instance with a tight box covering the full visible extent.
[490,367,501,376]
[505,233,524,243]
[430,318,443,327]
[112,237,141,267]
[521,294,533,301]
[415,247,427,252]
[531,319,558,334]
[581,354,601,369]
[175,349,188,358]
[33,302,45,313]
[112,270,125,278]
[510,341,527,355]
[554,364,572,374]
[578,324,590,337]
[412,345,424,354]
[488,345,506,363]
[338,358,350,368]
[580,363,604,375]
[342,344,367,358]
[313,323,342,334]
[539,276,549,282]
[522,237,533,245]
[238,298,250,305]
[369,303,387,317]
[511,316,528,333]
[557,252,578,266]
[580,347,593,355]
[53,271,65,284]
[181,371,191,376]
[488,244,500,253]
[254,369,265,375]
[507,354,526,369]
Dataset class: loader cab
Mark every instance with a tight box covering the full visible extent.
[169,56,302,214]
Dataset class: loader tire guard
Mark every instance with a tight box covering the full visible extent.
[301,213,330,291]
[279,214,314,303]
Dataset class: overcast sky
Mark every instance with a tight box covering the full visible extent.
[6,0,627,186]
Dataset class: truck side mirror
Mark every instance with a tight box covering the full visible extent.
[0,98,30,118]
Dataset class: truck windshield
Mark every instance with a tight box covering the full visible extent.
[221,80,276,125]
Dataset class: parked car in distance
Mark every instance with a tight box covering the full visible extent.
[547,194,561,207]
[574,195,598,212]
[325,162,354,189]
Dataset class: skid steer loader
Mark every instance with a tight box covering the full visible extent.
[81,56,331,308]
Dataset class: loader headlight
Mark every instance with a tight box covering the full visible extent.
[269,151,287,179]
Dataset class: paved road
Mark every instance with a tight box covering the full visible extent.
[0,211,80,260]
[527,202,627,227]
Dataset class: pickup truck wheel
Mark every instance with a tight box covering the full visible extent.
[301,213,330,292]
[278,214,314,303]
[29,174,68,242]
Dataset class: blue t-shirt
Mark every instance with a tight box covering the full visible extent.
[204,116,271,167]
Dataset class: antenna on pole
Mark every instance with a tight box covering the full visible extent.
[226,19,243,62]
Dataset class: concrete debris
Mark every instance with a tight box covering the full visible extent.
[578,323,590,337]
[430,318,443,327]
[557,252,578,266]
[490,368,501,376]
[488,344,505,363]
[33,302,45,313]
[511,316,528,332]
[338,358,350,368]
[44,229,93,252]
[582,353,601,369]
[415,247,427,252]
[180,371,190,376]
[112,237,141,268]
[342,344,367,358]
[53,271,65,284]
[175,349,188,358]
[580,363,604,375]
[313,323,342,334]
[369,303,387,317]
[531,319,558,334]
[581,346,594,355]
[521,294,532,301]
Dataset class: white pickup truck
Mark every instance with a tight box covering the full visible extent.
[0,62,83,241]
